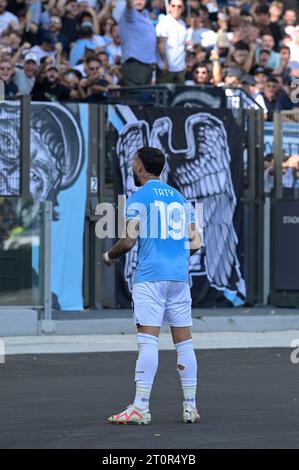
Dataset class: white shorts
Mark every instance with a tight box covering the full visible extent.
[132,281,192,328]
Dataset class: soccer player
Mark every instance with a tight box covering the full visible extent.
[102,146,202,424]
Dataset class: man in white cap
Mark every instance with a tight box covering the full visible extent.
[12,52,39,96]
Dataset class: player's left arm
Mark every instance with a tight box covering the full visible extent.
[188,222,202,257]
[102,219,139,267]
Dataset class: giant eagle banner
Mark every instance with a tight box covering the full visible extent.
[109,105,246,308]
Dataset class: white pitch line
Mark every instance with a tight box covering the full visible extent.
[1,331,299,355]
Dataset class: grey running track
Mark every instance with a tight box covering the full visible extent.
[0,349,298,449]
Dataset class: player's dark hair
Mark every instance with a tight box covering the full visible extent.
[137,147,165,176]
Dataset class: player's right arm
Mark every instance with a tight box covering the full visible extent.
[101,218,139,266]
[102,197,143,266]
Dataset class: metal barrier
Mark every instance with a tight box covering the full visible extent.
[243,109,265,305]
[0,198,53,329]
[109,84,260,110]
[269,110,299,307]
[39,201,53,331]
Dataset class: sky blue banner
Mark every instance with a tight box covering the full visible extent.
[31,103,88,310]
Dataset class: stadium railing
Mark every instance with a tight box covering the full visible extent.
[268,110,299,307]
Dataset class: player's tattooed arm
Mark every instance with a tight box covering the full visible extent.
[102,220,139,266]
[108,236,137,259]
[188,223,202,256]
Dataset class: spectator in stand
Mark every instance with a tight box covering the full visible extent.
[188,62,211,85]
[58,50,71,73]
[31,63,71,101]
[0,45,13,63]
[5,0,26,17]
[69,21,96,66]
[2,31,22,56]
[288,25,299,62]
[97,0,114,28]
[253,3,282,50]
[12,52,39,95]
[30,32,57,64]
[74,10,111,51]
[241,74,268,117]
[269,1,283,25]
[97,50,110,73]
[255,33,280,69]
[274,45,299,78]
[62,68,86,100]
[252,66,271,94]
[188,0,201,10]
[263,76,293,120]
[280,9,297,36]
[72,48,97,77]
[77,0,97,15]
[149,0,165,25]
[156,0,187,84]
[117,0,157,86]
[78,5,100,35]
[185,50,197,81]
[193,44,209,64]
[109,63,122,85]
[186,9,217,51]
[0,0,19,35]
[257,48,272,70]
[216,31,231,65]
[98,16,116,45]
[79,56,111,102]
[26,0,58,34]
[222,68,242,88]
[225,41,255,74]
[45,15,71,53]
[57,0,80,45]
[105,24,122,65]
[0,60,19,97]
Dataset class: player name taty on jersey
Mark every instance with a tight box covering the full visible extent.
[152,187,175,197]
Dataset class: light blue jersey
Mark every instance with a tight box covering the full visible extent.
[125,180,195,283]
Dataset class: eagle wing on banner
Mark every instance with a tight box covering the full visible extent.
[116,121,150,197]
[151,113,244,293]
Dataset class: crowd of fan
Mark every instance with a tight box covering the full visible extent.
[0,0,299,119]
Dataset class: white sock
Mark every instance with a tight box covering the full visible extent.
[134,333,159,410]
[175,339,198,408]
